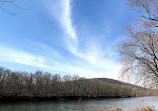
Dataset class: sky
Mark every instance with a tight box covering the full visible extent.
[0,0,134,80]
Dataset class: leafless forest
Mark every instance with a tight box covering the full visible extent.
[0,67,157,102]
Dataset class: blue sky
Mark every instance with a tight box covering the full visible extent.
[0,0,134,79]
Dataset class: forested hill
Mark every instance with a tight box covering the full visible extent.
[0,66,158,102]
[93,78,128,85]
[92,78,147,89]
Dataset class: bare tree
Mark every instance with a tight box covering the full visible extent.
[128,0,158,24]
[117,0,158,88]
[0,0,26,14]
[0,66,157,100]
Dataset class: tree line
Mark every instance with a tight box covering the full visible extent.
[0,66,157,102]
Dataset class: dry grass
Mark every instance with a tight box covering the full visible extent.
[76,106,156,111]
[106,106,156,111]
[106,108,128,111]
[88,106,157,111]
[137,106,156,111]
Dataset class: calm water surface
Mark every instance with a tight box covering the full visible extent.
[0,97,158,111]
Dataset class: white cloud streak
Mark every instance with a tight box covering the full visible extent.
[0,46,51,70]
[44,0,121,79]
[48,0,77,40]
[0,45,119,79]
[0,0,121,80]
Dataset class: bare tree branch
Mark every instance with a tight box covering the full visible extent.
[117,0,158,88]
[0,0,27,14]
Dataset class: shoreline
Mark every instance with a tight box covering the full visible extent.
[0,95,141,103]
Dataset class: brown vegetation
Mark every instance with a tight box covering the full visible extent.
[0,66,158,102]
[117,0,158,88]
[137,106,156,111]
[106,106,156,111]
[91,106,156,111]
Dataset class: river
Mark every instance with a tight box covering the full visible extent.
[0,96,158,111]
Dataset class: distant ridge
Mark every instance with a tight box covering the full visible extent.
[92,78,133,86]
[92,78,148,89]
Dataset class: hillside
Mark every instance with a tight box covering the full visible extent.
[92,78,146,90]
[93,78,128,85]
[0,66,158,102]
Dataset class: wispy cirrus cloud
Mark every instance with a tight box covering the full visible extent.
[47,0,77,40]
[0,45,51,70]
[0,45,119,78]
[43,0,121,79]
[0,0,120,79]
